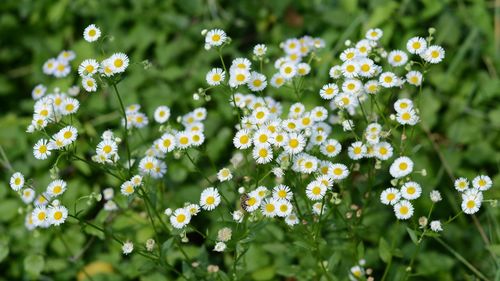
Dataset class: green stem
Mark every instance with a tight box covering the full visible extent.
[111,83,132,176]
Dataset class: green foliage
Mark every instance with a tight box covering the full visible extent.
[0,0,499,280]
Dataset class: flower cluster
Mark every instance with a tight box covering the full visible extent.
[455,175,493,214]
[41,50,76,78]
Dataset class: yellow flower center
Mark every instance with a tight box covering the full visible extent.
[407,187,416,194]
[258,148,268,158]
[258,134,268,143]
[54,211,63,220]
[400,206,409,215]
[240,135,249,144]
[466,200,475,209]
[176,214,186,223]
[333,168,343,175]
[38,212,46,221]
[64,131,73,139]
[412,42,421,49]
[114,59,123,68]
[89,29,96,36]
[39,145,47,153]
[206,196,215,205]
[179,137,189,145]
[387,193,395,201]
[145,162,154,170]
[265,203,275,212]
[289,139,299,148]
[399,162,408,170]
[212,34,220,42]
[312,186,321,195]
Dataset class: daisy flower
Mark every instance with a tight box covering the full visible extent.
[53,60,71,78]
[366,28,383,40]
[252,145,273,164]
[312,202,327,215]
[243,191,262,212]
[319,83,339,100]
[42,58,57,75]
[158,133,176,153]
[251,107,270,125]
[32,84,47,100]
[32,206,49,227]
[205,29,227,47]
[48,205,68,226]
[58,126,78,145]
[341,60,359,78]
[422,45,445,64]
[170,208,191,229]
[364,80,380,94]
[401,181,422,200]
[454,177,469,192]
[282,132,305,154]
[217,168,233,182]
[380,188,401,205]
[387,50,408,67]
[83,24,101,42]
[200,187,221,211]
[379,72,399,88]
[206,68,225,86]
[233,129,252,149]
[348,141,366,160]
[306,181,327,201]
[394,200,414,220]
[229,68,250,87]
[176,131,192,149]
[461,192,482,214]
[138,156,160,176]
[78,59,99,77]
[279,62,297,79]
[394,98,414,113]
[120,181,135,196]
[248,72,267,92]
[335,92,356,108]
[357,58,375,77]
[96,139,117,157]
[109,53,129,73]
[406,71,423,86]
[10,172,25,191]
[261,198,278,217]
[389,156,414,179]
[270,73,286,88]
[472,175,492,191]
[285,213,299,226]
[374,142,393,160]
[154,106,171,123]
[214,242,227,252]
[61,98,79,115]
[275,199,293,217]
[329,65,343,79]
[272,185,292,200]
[406,37,427,54]
[33,139,51,160]
[296,63,311,76]
[253,44,267,57]
[311,106,328,122]
[329,163,349,181]
[21,188,36,204]
[58,50,76,62]
[340,48,359,61]
[82,76,97,92]
[396,109,419,126]
[300,157,318,174]
[47,179,67,197]
[122,241,134,255]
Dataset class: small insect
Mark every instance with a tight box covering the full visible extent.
[240,193,250,211]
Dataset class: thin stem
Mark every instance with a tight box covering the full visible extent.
[111,83,132,176]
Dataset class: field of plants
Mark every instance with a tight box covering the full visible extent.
[0,0,499,280]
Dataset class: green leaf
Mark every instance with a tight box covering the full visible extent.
[406,227,419,245]
[0,240,9,263]
[252,266,276,281]
[24,254,45,277]
[379,237,391,263]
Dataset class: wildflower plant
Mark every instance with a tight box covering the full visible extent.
[4,23,497,281]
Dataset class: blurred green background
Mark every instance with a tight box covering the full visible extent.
[0,0,499,280]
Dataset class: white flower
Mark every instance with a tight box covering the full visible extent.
[200,187,221,211]
[422,45,445,64]
[406,37,427,54]
[379,72,399,88]
[261,198,278,217]
[387,50,408,67]
[461,193,482,215]
[32,206,49,227]
[394,200,414,220]
[430,220,443,232]
[275,199,293,217]
[252,145,273,164]
[328,163,349,181]
[319,83,339,100]
[122,241,134,255]
[78,59,99,77]
[82,76,97,92]
[48,205,68,226]
[33,139,51,160]
[253,44,267,57]
[396,109,419,126]
[374,142,393,161]
[47,179,67,197]
[170,208,191,228]
[109,53,129,73]
[389,156,414,179]
[10,172,25,191]
[217,227,233,242]
[285,213,299,226]
[401,181,422,200]
[154,106,171,123]
[205,29,227,47]
[380,188,401,205]
[120,181,135,196]
[348,141,366,160]
[284,133,305,154]
[32,84,47,100]
[217,168,233,182]
[206,68,225,86]
[406,71,423,86]
[232,210,244,223]
[454,177,469,192]
[248,72,267,92]
[83,24,101,42]
[21,188,35,204]
[213,242,227,252]
[366,28,383,40]
[430,190,442,202]
[472,175,492,191]
[279,62,296,79]
[306,181,327,201]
